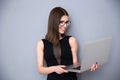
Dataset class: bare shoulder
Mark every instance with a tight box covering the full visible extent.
[37,40,43,45]
[37,40,44,49]
[69,36,77,44]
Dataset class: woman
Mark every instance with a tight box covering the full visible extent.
[36,7,98,80]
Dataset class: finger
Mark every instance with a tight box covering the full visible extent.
[91,64,95,71]
[91,67,95,71]
[58,65,68,72]
[59,65,66,68]
[55,66,63,74]
[95,64,99,69]
[59,66,68,72]
[90,63,99,71]
[56,66,68,73]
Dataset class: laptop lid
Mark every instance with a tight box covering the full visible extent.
[64,37,112,73]
[80,37,112,73]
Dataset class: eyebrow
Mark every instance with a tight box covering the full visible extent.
[60,20,69,22]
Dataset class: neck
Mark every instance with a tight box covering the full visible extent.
[59,34,62,40]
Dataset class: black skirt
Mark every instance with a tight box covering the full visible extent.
[47,72,77,80]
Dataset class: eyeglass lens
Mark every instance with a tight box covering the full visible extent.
[59,21,71,26]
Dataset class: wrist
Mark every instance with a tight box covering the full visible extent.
[51,66,55,73]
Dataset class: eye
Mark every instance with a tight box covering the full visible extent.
[59,20,71,26]
[59,21,65,24]
[65,21,69,24]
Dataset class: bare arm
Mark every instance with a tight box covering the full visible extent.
[69,37,78,65]
[36,40,68,74]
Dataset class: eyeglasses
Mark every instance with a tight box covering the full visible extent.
[59,20,71,26]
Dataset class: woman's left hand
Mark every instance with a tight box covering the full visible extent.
[90,62,99,71]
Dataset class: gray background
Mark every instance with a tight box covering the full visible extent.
[0,0,120,80]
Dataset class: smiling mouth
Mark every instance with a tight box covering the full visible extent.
[62,29,65,32]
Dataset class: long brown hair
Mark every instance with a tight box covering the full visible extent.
[45,7,69,45]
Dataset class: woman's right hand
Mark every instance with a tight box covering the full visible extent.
[52,65,68,74]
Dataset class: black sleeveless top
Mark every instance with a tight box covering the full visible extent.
[42,36,77,80]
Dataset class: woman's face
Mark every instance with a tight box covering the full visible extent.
[58,15,70,35]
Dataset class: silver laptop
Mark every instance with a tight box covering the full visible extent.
[65,37,112,73]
